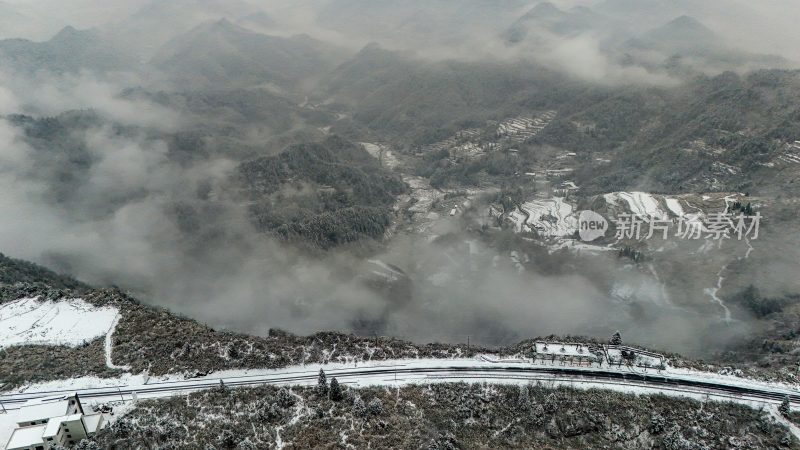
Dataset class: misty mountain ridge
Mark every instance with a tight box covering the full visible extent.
[151,18,342,91]
[627,15,723,54]
[503,3,789,77]
[0,24,135,74]
[504,2,637,51]
[506,2,585,41]
[622,15,788,73]
[317,42,569,145]
[315,0,532,49]
[235,11,276,32]
[111,0,264,57]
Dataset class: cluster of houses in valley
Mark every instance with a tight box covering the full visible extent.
[777,141,800,165]
[759,140,800,168]
[420,110,558,160]
[532,341,666,370]
[4,393,107,450]
[552,180,580,197]
[496,110,557,144]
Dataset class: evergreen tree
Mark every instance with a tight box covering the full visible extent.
[329,377,343,401]
[518,385,530,410]
[368,397,384,416]
[277,387,295,408]
[353,395,367,417]
[237,439,258,450]
[317,368,328,396]
[218,429,239,449]
[610,331,622,346]
[780,396,791,416]
[543,393,559,413]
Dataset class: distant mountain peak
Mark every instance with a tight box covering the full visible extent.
[570,6,594,14]
[624,14,727,60]
[637,15,718,45]
[529,1,562,16]
[362,42,383,51]
[211,18,237,30]
[189,17,251,37]
[664,15,712,33]
[507,1,611,43]
[236,11,275,31]
[648,15,717,41]
[50,25,96,42]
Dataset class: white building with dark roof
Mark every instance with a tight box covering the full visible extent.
[4,393,105,450]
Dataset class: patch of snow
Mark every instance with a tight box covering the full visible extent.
[604,192,668,219]
[509,197,577,236]
[0,298,118,348]
[550,240,614,255]
[664,198,685,217]
[360,142,399,169]
[8,373,150,395]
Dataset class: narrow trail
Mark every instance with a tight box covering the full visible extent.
[705,267,732,322]
[105,313,131,371]
[770,405,800,441]
[703,195,753,323]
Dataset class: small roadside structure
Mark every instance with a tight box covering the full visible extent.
[5,393,106,450]
[532,341,604,366]
[531,341,667,370]
[604,345,666,370]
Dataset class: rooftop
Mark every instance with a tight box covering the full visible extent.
[16,399,70,425]
[43,413,83,438]
[6,424,45,449]
[82,413,104,434]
